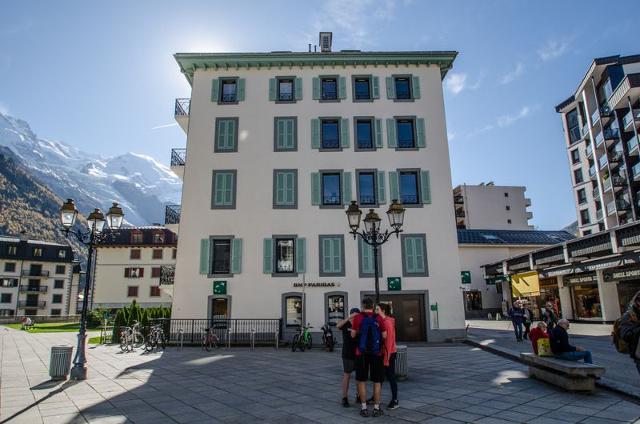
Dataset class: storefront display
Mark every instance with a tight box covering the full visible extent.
[327,294,345,325]
[618,281,640,313]
[571,284,602,319]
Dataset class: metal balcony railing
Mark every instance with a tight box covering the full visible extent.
[596,208,603,221]
[591,108,600,125]
[278,93,294,101]
[627,136,639,154]
[633,163,640,180]
[164,205,181,225]
[453,195,464,204]
[21,270,49,277]
[455,210,466,218]
[603,178,612,192]
[607,200,616,215]
[17,301,46,308]
[603,127,620,140]
[598,155,608,169]
[612,174,627,187]
[170,148,186,167]
[19,285,47,293]
[616,199,631,211]
[592,188,600,199]
[174,98,190,117]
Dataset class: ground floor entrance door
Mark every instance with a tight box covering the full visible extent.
[211,298,229,321]
[379,294,426,342]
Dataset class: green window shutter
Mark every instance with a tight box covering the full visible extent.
[223,173,233,205]
[359,238,373,274]
[385,77,395,99]
[263,239,273,274]
[374,119,383,148]
[389,171,399,202]
[339,76,347,99]
[199,239,210,275]
[342,172,352,205]
[412,76,421,99]
[216,120,227,150]
[286,172,295,204]
[231,239,242,274]
[237,78,246,101]
[213,173,225,206]
[296,237,306,273]
[226,119,237,150]
[285,119,295,149]
[377,171,386,204]
[340,118,350,148]
[275,172,284,204]
[269,78,277,101]
[295,77,303,100]
[311,172,321,205]
[322,238,332,273]
[333,238,342,272]
[372,76,380,99]
[416,118,426,148]
[311,119,321,149]
[386,119,397,148]
[414,238,426,273]
[312,77,320,100]
[404,237,415,273]
[276,119,286,149]
[420,171,431,204]
[211,78,219,102]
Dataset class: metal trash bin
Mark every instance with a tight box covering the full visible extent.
[49,346,73,380]
[395,345,408,381]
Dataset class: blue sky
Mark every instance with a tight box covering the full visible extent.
[1,0,639,230]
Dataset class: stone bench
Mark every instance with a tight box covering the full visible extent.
[520,353,605,392]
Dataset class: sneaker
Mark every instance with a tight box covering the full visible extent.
[387,400,399,410]
[366,396,375,405]
[373,408,384,417]
[342,397,350,408]
[359,408,369,417]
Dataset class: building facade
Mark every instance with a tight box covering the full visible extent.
[92,227,176,309]
[556,54,640,237]
[458,229,573,318]
[169,38,465,342]
[453,183,533,230]
[0,234,80,318]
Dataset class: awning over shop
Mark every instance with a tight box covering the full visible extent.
[511,271,540,297]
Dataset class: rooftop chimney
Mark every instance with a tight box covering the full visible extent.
[319,32,332,52]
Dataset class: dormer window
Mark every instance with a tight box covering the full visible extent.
[152,231,165,244]
[130,231,143,244]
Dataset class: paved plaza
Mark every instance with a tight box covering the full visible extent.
[1,327,640,424]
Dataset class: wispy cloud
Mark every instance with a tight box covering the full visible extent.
[151,123,178,130]
[500,62,524,85]
[537,38,572,61]
[445,73,467,95]
[497,106,531,127]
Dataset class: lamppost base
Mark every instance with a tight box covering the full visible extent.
[69,364,87,380]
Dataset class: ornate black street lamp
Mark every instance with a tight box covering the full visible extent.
[59,199,124,380]
[346,199,406,304]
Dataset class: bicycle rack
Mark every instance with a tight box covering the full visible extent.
[250,328,256,351]
[177,329,184,351]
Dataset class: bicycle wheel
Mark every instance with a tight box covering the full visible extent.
[144,334,155,352]
[160,334,166,349]
[291,334,299,352]
[133,333,144,349]
[119,331,128,352]
[327,336,334,352]
[306,335,312,350]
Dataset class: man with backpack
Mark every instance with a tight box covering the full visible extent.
[351,297,387,417]
[618,290,640,375]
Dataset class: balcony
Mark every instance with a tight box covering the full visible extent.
[526,211,533,220]
[21,270,49,278]
[596,208,603,221]
[598,154,608,170]
[603,127,620,141]
[592,188,600,200]
[608,73,640,109]
[589,166,597,180]
[159,265,175,286]
[525,198,531,207]
[164,204,180,234]
[19,285,47,293]
[607,200,616,215]
[581,124,590,138]
[633,163,640,181]
[595,130,604,147]
[453,195,463,204]
[586,145,593,158]
[616,199,631,212]
[17,300,46,308]
[612,174,628,189]
[591,108,600,126]
[170,148,186,180]
[174,98,190,133]
[455,210,466,218]
[627,136,639,156]
[603,178,612,192]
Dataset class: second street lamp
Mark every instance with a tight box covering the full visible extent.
[59,199,124,380]
[346,199,406,304]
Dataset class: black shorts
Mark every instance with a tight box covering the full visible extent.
[355,354,384,383]
[342,358,355,373]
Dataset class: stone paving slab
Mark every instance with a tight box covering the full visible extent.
[1,326,640,423]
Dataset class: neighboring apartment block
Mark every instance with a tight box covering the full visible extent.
[556,54,640,237]
[169,34,465,342]
[453,183,533,230]
[92,227,176,309]
[0,234,80,318]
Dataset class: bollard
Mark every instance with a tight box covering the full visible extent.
[251,329,256,351]
[178,329,184,351]
[395,345,408,381]
[275,330,279,350]
[227,328,232,349]
[487,313,493,320]
[496,313,501,321]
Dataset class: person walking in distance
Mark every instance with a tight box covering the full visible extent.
[336,308,362,407]
[619,291,640,375]
[543,301,559,331]
[522,302,533,341]
[376,303,398,410]
[351,297,386,417]
[508,300,525,342]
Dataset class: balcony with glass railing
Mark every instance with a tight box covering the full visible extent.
[592,188,600,199]
[596,208,604,221]
[627,135,639,156]
[581,123,589,138]
[17,300,46,308]
[19,285,47,293]
[595,130,604,147]
[589,166,597,179]
[622,109,640,130]
[598,154,608,170]
[586,145,593,158]
[606,200,616,215]
[603,177,612,192]
[632,163,640,180]
[616,198,631,211]
[604,127,620,141]
[174,98,190,133]
[591,108,600,126]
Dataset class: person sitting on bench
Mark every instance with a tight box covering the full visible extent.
[550,319,593,364]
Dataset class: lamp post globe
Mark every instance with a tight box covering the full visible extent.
[86,209,106,234]
[60,199,78,230]
[363,209,381,234]
[345,201,362,232]
[386,199,406,231]
[106,203,124,229]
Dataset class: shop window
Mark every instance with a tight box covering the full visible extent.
[326,294,345,326]
[285,295,302,326]
[571,284,601,319]
[464,291,482,311]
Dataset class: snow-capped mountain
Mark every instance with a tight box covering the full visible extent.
[0,112,182,225]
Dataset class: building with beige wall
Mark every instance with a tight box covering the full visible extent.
[453,183,533,230]
[0,233,80,318]
[92,227,176,309]
[168,35,465,342]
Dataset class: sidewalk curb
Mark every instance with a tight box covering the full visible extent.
[464,336,640,401]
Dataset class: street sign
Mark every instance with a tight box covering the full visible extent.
[430,304,438,311]
[461,271,471,284]
[213,280,227,295]
[387,277,401,291]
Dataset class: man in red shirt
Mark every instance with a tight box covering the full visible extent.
[351,297,387,417]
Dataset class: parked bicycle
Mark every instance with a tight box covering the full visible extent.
[144,323,166,352]
[201,327,220,351]
[291,323,312,352]
[119,321,144,352]
[321,323,335,352]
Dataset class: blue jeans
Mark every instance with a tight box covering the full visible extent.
[513,322,523,341]
[555,350,593,364]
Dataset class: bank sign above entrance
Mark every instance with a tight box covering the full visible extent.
[292,282,340,288]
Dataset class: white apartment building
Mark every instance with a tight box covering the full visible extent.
[0,233,80,318]
[169,35,465,342]
[453,183,533,230]
[556,54,640,237]
[92,227,176,309]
